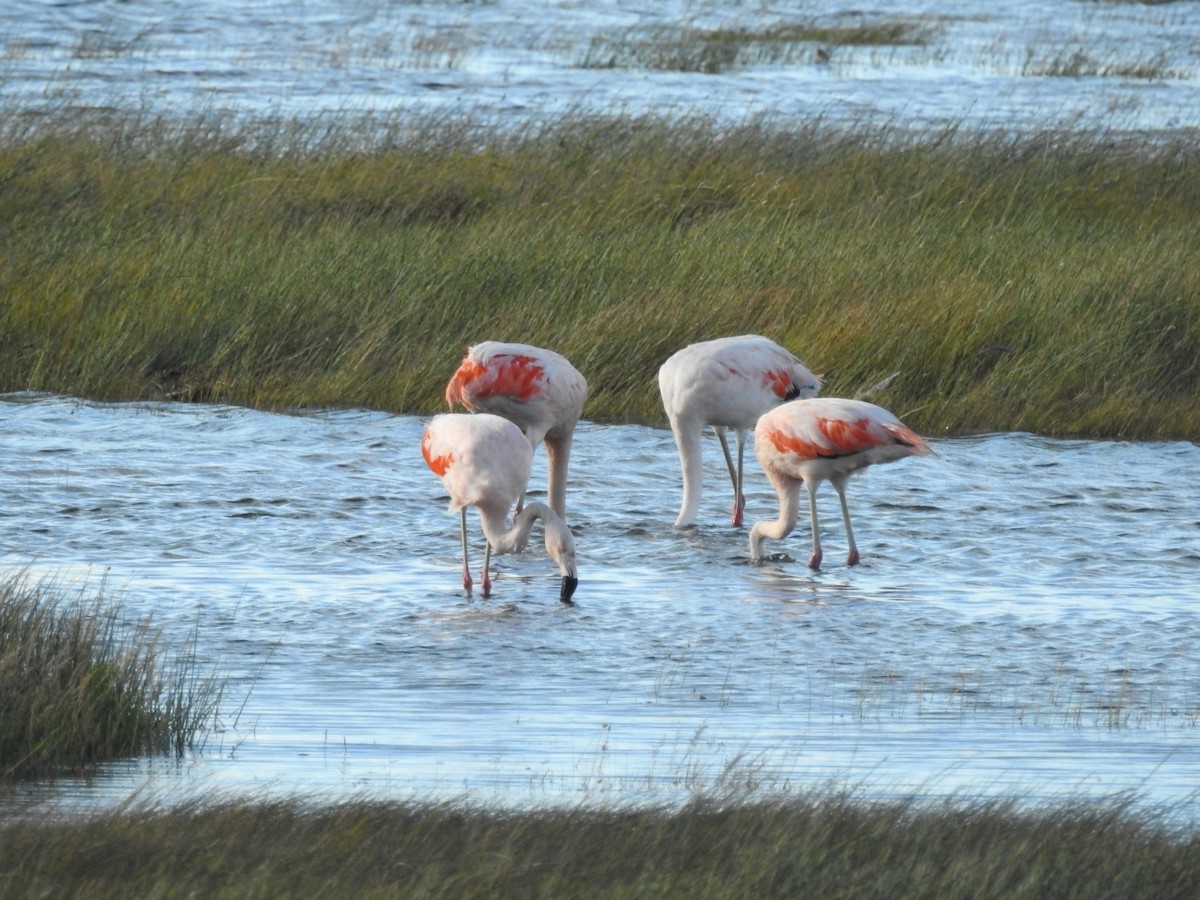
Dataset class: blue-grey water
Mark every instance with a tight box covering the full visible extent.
[2,394,1198,820]
[3,0,1200,134]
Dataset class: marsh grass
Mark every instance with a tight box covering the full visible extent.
[2,107,1199,437]
[1024,47,1179,80]
[579,20,930,73]
[1,793,1198,897]
[0,573,222,781]
[848,660,1200,730]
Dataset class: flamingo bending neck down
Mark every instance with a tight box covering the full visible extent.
[658,334,821,528]
[422,413,579,603]
[445,341,587,520]
[749,397,934,569]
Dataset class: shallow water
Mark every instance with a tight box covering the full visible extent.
[2,0,1199,134]
[2,394,1198,819]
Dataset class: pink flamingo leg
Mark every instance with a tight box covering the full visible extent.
[834,481,860,567]
[481,541,493,599]
[806,483,823,570]
[717,428,746,527]
[459,508,474,595]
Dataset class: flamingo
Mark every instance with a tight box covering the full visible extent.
[750,397,935,569]
[658,334,821,528]
[422,412,579,603]
[445,341,587,520]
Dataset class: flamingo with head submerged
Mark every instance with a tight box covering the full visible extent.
[750,397,934,570]
[658,334,821,528]
[445,341,587,520]
[423,412,579,603]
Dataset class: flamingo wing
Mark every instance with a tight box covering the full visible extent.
[422,413,533,512]
[757,398,932,467]
[445,343,547,409]
[713,335,821,402]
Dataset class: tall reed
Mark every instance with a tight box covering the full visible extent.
[2,107,1199,438]
[0,573,222,780]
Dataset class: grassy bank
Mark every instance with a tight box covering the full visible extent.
[0,573,221,781]
[1,794,1198,897]
[2,109,1199,438]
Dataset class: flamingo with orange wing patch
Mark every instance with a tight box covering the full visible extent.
[750,397,935,569]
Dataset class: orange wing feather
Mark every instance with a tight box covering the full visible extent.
[882,421,933,453]
[762,427,821,460]
[446,353,545,408]
[421,429,454,476]
[764,369,794,399]
[763,416,894,460]
[483,354,543,401]
[816,416,887,454]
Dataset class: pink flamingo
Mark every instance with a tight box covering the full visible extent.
[658,335,821,528]
[445,341,587,520]
[422,413,579,603]
[750,397,934,569]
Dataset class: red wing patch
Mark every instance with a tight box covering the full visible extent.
[422,430,454,476]
[815,416,885,454]
[763,426,821,460]
[764,416,884,460]
[444,357,487,409]
[447,354,544,406]
[764,369,793,399]
[478,354,544,401]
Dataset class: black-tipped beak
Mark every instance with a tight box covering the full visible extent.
[559,575,579,604]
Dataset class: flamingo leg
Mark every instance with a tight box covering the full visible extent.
[460,508,473,595]
[806,481,823,570]
[481,540,493,599]
[716,428,745,526]
[834,481,860,566]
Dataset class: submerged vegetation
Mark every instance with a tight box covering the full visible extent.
[0,573,221,781]
[2,108,1199,438]
[579,20,931,73]
[2,794,1199,897]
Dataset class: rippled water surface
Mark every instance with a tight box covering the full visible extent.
[3,0,1200,133]
[3,394,1199,817]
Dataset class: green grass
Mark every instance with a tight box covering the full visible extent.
[1,794,1197,898]
[1023,47,1179,79]
[0,573,222,781]
[579,20,930,73]
[2,108,1200,438]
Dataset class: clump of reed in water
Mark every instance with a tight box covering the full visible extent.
[0,572,223,781]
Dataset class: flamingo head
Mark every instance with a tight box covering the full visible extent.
[560,573,579,604]
[542,511,579,604]
[513,501,579,604]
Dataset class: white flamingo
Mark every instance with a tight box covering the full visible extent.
[658,334,821,528]
[422,413,579,603]
[750,397,934,569]
[445,341,587,520]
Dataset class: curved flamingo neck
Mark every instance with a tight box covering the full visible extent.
[477,502,542,554]
[544,435,574,519]
[749,472,802,561]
